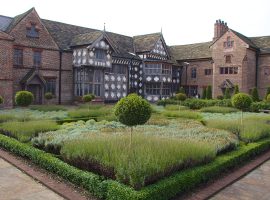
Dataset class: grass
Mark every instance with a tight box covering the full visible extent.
[61,134,216,189]
[0,114,16,123]
[162,110,202,120]
[205,115,270,143]
[164,105,189,111]
[0,120,59,142]
[200,106,238,114]
[30,105,67,111]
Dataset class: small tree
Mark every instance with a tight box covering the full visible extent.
[175,93,187,110]
[251,87,260,102]
[224,88,231,99]
[234,85,239,95]
[44,92,53,104]
[0,95,3,105]
[179,87,185,94]
[231,93,253,136]
[82,93,95,111]
[266,94,270,103]
[114,94,152,149]
[202,87,207,99]
[15,91,33,107]
[265,87,270,100]
[206,85,212,99]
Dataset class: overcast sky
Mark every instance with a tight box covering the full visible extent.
[0,0,269,45]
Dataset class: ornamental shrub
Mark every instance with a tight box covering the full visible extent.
[175,93,187,101]
[0,95,3,105]
[266,94,270,103]
[179,87,185,94]
[15,91,33,107]
[234,85,239,95]
[224,88,231,99]
[251,87,260,102]
[83,93,95,103]
[206,85,212,99]
[265,87,270,100]
[249,101,270,112]
[202,87,207,99]
[44,92,53,100]
[232,93,252,111]
[114,93,152,127]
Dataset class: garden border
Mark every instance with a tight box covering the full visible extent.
[1,134,270,200]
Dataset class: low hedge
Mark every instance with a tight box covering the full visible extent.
[249,101,270,112]
[0,134,107,199]
[1,134,270,200]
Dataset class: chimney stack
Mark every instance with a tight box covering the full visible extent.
[213,19,228,41]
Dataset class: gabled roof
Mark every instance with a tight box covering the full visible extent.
[231,29,258,49]
[0,31,14,40]
[71,31,102,46]
[0,15,12,31]
[219,79,234,89]
[250,35,270,51]
[42,19,96,50]
[20,68,46,85]
[169,41,212,61]
[133,32,161,53]
[5,7,35,33]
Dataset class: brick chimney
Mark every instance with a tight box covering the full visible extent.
[213,19,228,41]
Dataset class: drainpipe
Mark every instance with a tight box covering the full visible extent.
[58,51,62,104]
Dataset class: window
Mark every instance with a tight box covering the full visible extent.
[224,36,234,48]
[27,24,39,38]
[162,83,171,95]
[220,67,238,74]
[108,64,127,75]
[33,51,41,67]
[146,83,160,95]
[191,68,197,78]
[264,67,270,76]
[162,65,172,75]
[95,49,106,60]
[45,79,56,95]
[145,63,162,74]
[204,69,212,75]
[225,55,231,63]
[13,49,23,66]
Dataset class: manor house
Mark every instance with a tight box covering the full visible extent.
[0,8,269,108]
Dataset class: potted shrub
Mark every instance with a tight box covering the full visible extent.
[82,93,95,111]
[44,92,53,104]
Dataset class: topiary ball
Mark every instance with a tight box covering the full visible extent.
[231,93,252,110]
[175,93,187,101]
[45,92,53,100]
[0,95,3,105]
[114,93,152,127]
[266,94,270,103]
[82,93,95,103]
[15,91,34,107]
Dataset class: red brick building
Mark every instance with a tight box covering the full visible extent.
[0,9,270,108]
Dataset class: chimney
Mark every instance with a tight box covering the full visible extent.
[213,19,228,41]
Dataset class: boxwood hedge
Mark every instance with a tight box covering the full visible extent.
[1,134,270,200]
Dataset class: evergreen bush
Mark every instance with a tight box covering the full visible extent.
[224,88,231,99]
[0,95,3,105]
[251,87,260,102]
[206,85,212,99]
[234,85,239,95]
[15,91,33,107]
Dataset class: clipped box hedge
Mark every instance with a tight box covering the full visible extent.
[1,134,270,200]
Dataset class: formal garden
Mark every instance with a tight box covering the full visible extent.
[1,86,270,199]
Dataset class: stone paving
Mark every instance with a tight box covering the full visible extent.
[211,159,270,200]
[0,158,64,200]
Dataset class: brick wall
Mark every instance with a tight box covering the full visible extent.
[258,54,270,98]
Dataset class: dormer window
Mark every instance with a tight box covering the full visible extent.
[225,55,232,63]
[26,23,39,38]
[95,49,106,60]
[223,37,234,48]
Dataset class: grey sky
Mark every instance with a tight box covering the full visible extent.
[0,0,269,45]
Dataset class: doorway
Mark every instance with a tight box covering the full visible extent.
[27,84,42,104]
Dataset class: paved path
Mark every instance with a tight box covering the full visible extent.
[0,158,64,200]
[211,159,270,200]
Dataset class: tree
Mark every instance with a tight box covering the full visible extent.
[206,85,212,99]
[234,85,239,95]
[82,93,95,111]
[266,94,270,103]
[224,88,231,99]
[0,95,3,106]
[265,87,270,100]
[15,91,33,107]
[251,87,260,102]
[179,87,185,94]
[175,93,187,110]
[114,94,152,148]
[202,87,207,99]
[231,93,253,136]
[44,92,53,104]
